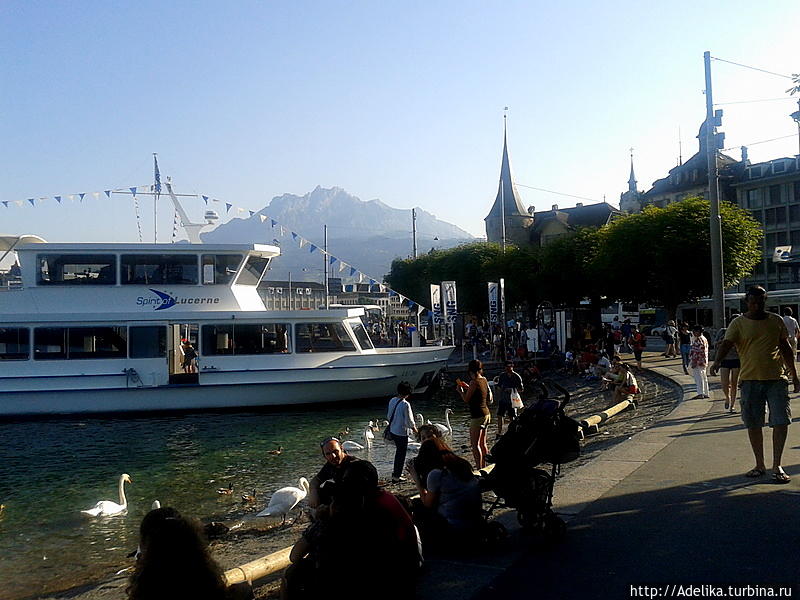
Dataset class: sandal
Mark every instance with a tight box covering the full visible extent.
[724,400,729,410]
[773,468,791,484]
[745,468,766,478]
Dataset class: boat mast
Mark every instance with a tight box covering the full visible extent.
[153,153,161,243]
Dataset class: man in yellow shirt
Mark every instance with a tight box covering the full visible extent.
[711,286,799,483]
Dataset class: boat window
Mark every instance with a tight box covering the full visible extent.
[34,327,128,359]
[37,254,116,286]
[201,323,290,355]
[295,322,356,353]
[130,326,167,358]
[68,327,127,359]
[121,254,198,285]
[202,254,243,285]
[350,321,374,350]
[0,327,29,360]
[235,256,270,286]
[34,327,67,359]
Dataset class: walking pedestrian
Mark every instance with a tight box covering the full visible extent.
[689,325,709,399]
[387,381,417,483]
[710,286,800,483]
[629,325,647,370]
[495,361,523,438]
[678,323,692,374]
[781,307,799,363]
[662,320,678,358]
[456,359,491,469]
[714,315,741,412]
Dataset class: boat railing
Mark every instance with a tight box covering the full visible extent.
[0,277,23,291]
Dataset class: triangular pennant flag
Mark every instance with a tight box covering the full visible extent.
[338,261,346,273]
[399,294,406,303]
[249,210,255,217]
[358,273,364,283]
[236,207,243,214]
[2,201,8,208]
[388,289,397,296]
[329,256,337,265]
[212,198,219,203]
[309,244,317,253]
[279,226,285,236]
[68,194,75,201]
[92,192,99,199]
[408,300,416,309]
[271,219,277,227]
[55,195,62,203]
[27,198,35,206]
[369,279,376,286]
[79,193,85,201]
[291,232,298,241]
[349,267,357,277]
[15,200,23,206]
[130,187,137,195]
[225,203,233,213]
[39,196,47,201]
[259,215,267,223]
[202,195,209,204]
[299,238,307,249]
[104,190,111,198]
[379,284,386,292]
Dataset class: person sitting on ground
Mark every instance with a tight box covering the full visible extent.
[407,437,483,550]
[594,352,611,378]
[128,507,248,600]
[283,460,420,599]
[406,424,442,486]
[612,363,639,403]
[601,359,623,392]
[308,437,359,509]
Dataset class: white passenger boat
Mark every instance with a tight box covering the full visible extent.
[0,235,452,416]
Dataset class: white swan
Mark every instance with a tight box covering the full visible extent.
[343,426,373,452]
[342,438,364,451]
[151,500,161,510]
[431,408,454,438]
[415,413,424,427]
[81,474,132,517]
[256,477,310,525]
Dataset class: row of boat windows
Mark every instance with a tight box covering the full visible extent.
[36,254,268,286]
[0,322,373,361]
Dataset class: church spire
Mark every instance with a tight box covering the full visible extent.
[628,147,637,193]
[485,113,527,222]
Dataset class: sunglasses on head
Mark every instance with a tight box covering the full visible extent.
[320,436,341,448]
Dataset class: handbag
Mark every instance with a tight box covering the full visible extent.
[384,399,401,443]
[510,389,524,410]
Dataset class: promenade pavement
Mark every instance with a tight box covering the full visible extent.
[418,350,800,599]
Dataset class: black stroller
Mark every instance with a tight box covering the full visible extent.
[481,379,580,540]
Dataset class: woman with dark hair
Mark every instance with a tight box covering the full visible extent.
[457,359,490,469]
[127,507,229,600]
[407,437,482,547]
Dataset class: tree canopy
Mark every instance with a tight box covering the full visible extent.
[385,197,763,320]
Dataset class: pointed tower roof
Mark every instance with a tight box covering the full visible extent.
[485,121,528,221]
[628,148,637,192]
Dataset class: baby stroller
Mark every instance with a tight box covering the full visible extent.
[481,380,580,540]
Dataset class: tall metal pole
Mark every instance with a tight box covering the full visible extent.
[704,51,725,330]
[323,225,329,309]
[288,271,292,311]
[412,208,417,259]
[153,153,160,243]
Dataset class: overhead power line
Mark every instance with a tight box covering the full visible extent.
[722,133,797,152]
[515,183,603,203]
[715,97,797,106]
[710,56,793,80]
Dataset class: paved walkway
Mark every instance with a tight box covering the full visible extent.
[419,351,800,599]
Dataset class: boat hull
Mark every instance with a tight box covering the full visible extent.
[0,347,452,416]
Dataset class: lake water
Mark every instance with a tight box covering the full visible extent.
[0,393,465,600]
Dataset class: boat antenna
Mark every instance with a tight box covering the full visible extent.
[153,153,162,243]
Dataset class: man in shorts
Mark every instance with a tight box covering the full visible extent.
[496,361,523,438]
[711,286,799,483]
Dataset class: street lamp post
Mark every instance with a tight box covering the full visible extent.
[791,99,800,158]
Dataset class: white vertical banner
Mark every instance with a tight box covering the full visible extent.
[488,282,499,325]
[430,284,444,325]
[442,281,458,324]
[499,278,506,324]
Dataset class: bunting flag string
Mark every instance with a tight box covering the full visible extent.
[3,181,430,314]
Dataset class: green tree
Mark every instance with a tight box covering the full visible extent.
[596,197,762,317]
[385,242,540,315]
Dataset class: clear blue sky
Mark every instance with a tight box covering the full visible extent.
[1,0,798,245]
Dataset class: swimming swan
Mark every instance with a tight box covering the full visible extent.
[81,474,132,517]
[343,426,373,452]
[256,477,310,525]
[431,408,454,437]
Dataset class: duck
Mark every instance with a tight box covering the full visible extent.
[242,489,257,504]
[217,482,234,495]
[431,408,454,438]
[81,473,132,517]
[256,477,310,525]
[337,427,351,439]
[267,445,283,456]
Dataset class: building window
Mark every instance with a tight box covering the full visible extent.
[794,182,800,203]
[764,207,787,227]
[768,185,782,206]
[791,230,800,247]
[750,210,763,224]
[746,189,761,208]
[773,161,787,174]
[748,166,763,179]
[692,169,699,182]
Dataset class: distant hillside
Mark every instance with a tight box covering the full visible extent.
[201,186,475,279]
